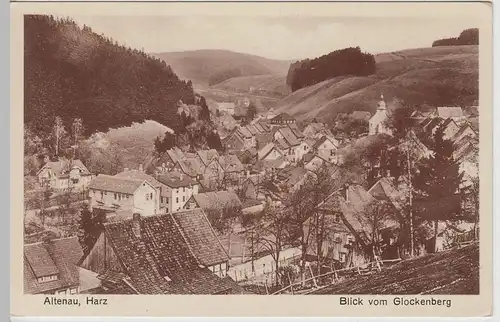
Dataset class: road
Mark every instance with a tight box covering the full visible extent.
[196,87,281,102]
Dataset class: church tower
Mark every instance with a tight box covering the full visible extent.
[369,93,391,136]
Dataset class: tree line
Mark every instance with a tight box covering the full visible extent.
[432,28,479,47]
[286,47,377,92]
[24,15,197,139]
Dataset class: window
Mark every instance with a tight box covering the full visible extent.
[100,191,104,198]
[176,197,179,203]
[176,189,179,194]
[57,289,68,295]
[70,287,78,295]
[114,193,117,200]
[183,187,185,193]
[150,193,153,200]
[335,214,341,223]
[146,194,150,201]
[37,274,58,283]
[183,196,185,202]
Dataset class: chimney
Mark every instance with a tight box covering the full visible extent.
[139,164,144,172]
[132,213,141,238]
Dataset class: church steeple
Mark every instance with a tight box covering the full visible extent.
[377,94,386,110]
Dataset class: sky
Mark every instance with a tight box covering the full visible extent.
[69,15,480,61]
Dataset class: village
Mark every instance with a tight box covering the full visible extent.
[23,93,480,296]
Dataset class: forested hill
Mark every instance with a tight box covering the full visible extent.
[24,15,197,137]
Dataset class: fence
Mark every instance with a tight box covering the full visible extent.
[453,227,479,247]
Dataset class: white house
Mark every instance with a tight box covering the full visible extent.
[156,171,199,213]
[88,175,158,216]
[257,143,284,161]
[312,135,339,164]
[37,159,93,190]
[369,94,392,136]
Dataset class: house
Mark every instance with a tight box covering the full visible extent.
[273,127,301,162]
[288,123,305,140]
[196,149,220,168]
[253,158,289,176]
[246,124,259,136]
[435,106,465,122]
[255,133,274,149]
[319,184,399,265]
[183,190,242,212]
[88,174,159,216]
[78,212,245,294]
[156,171,199,213]
[218,102,236,115]
[421,117,443,136]
[452,123,478,143]
[236,148,257,165]
[223,130,246,152]
[114,169,169,214]
[302,122,333,139]
[312,135,339,164]
[218,154,245,186]
[236,126,255,148]
[440,118,461,140]
[303,153,332,172]
[369,94,392,136]
[270,113,296,125]
[258,143,284,161]
[37,159,93,190]
[241,176,264,200]
[24,237,83,294]
[276,166,311,192]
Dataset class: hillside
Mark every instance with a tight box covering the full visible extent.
[24,15,196,137]
[274,45,478,124]
[152,49,292,86]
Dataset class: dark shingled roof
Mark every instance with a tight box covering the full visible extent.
[172,209,230,266]
[277,127,300,147]
[101,213,240,294]
[37,159,91,177]
[24,237,83,294]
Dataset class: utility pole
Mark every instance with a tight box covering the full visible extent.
[405,134,414,257]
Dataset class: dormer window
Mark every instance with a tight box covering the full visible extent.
[37,274,58,283]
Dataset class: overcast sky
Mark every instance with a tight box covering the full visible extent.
[69,15,480,61]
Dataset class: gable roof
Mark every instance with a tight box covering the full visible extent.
[258,143,281,160]
[277,127,300,147]
[89,175,150,194]
[237,126,253,139]
[196,149,220,166]
[246,125,258,135]
[156,171,197,188]
[38,159,91,177]
[254,123,265,133]
[101,214,241,294]
[441,117,458,130]
[288,123,304,138]
[437,106,464,119]
[177,158,204,178]
[24,237,83,294]
[312,135,337,150]
[172,209,230,266]
[115,170,166,193]
[452,123,478,142]
[368,177,404,211]
[257,121,272,132]
[219,154,244,173]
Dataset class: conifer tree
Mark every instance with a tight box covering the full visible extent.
[413,124,463,252]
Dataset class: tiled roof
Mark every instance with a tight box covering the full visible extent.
[196,150,219,166]
[102,214,237,294]
[156,171,197,188]
[278,127,300,147]
[38,159,91,177]
[288,123,305,138]
[275,138,290,150]
[452,124,477,142]
[254,123,265,133]
[219,154,244,173]
[258,121,272,132]
[256,133,273,147]
[115,170,168,196]
[237,126,253,138]
[258,143,277,160]
[24,237,83,294]
[246,125,258,135]
[89,175,147,194]
[172,209,229,266]
[178,158,204,177]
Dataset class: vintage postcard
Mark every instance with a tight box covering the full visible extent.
[10,0,493,318]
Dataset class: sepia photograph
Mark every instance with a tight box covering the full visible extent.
[12,2,493,317]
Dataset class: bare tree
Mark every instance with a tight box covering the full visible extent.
[250,202,291,287]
